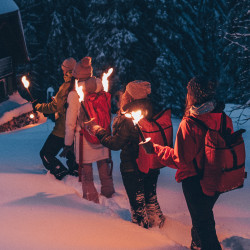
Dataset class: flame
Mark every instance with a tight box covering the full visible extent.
[125,110,143,125]
[102,68,113,92]
[21,76,30,88]
[75,79,84,102]
[30,113,35,119]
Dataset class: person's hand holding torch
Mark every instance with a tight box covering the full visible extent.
[125,110,154,154]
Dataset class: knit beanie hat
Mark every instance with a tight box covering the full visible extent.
[72,56,93,80]
[61,57,76,72]
[187,76,217,104]
[126,80,151,100]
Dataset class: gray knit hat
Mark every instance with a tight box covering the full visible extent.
[126,80,151,100]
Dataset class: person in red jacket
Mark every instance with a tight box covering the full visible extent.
[143,76,233,250]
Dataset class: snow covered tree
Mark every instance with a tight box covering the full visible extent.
[150,0,227,115]
[85,0,139,94]
[219,0,250,105]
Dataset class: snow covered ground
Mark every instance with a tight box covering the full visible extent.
[0,104,249,250]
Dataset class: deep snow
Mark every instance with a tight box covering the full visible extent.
[0,102,249,250]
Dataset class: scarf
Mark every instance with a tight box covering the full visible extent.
[189,100,216,115]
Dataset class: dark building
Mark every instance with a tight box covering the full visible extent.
[0,0,29,103]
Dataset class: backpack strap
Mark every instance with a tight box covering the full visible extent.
[188,116,208,130]
[220,111,227,136]
[220,112,239,169]
[188,116,209,179]
[151,119,168,146]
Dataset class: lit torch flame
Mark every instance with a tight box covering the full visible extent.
[21,75,34,101]
[30,113,35,119]
[21,76,30,88]
[102,68,113,92]
[75,79,84,102]
[125,110,143,125]
[75,79,91,121]
[125,110,145,142]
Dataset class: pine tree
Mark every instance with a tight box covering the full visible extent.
[85,0,139,94]
[220,0,250,105]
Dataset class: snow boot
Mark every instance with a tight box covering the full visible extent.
[97,159,115,198]
[66,150,78,177]
[51,164,68,180]
[146,194,165,228]
[81,164,99,203]
[67,160,79,177]
[190,227,201,250]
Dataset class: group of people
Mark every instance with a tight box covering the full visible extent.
[32,55,231,250]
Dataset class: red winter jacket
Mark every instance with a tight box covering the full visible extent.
[153,112,233,182]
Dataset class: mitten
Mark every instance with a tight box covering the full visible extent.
[84,119,102,135]
[141,140,155,154]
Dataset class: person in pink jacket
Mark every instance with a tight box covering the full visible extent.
[143,76,233,250]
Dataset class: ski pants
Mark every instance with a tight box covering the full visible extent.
[121,169,164,228]
[182,175,222,250]
[40,133,75,173]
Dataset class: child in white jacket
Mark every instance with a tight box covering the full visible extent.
[63,57,115,203]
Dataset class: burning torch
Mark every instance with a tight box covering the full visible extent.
[125,110,147,142]
[75,79,91,121]
[102,68,113,92]
[21,75,37,116]
[21,75,35,102]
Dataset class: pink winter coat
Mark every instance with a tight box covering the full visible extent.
[153,112,233,182]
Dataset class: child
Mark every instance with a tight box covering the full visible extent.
[85,80,167,228]
[63,57,115,203]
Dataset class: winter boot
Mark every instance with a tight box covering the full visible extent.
[146,194,165,228]
[97,159,115,198]
[190,227,201,250]
[131,206,149,229]
[66,150,78,177]
[67,160,79,177]
[51,164,68,180]
[81,164,99,203]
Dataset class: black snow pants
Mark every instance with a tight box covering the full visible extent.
[122,169,164,228]
[182,175,222,250]
[40,133,76,179]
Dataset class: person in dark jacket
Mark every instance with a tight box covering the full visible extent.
[142,76,232,250]
[85,80,165,228]
[33,58,78,180]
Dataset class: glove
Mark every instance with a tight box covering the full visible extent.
[141,139,155,154]
[60,145,73,158]
[84,119,102,136]
[31,99,39,112]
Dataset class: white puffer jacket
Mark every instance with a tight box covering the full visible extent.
[65,79,109,164]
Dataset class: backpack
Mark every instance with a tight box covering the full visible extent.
[189,112,247,196]
[137,109,173,173]
[80,90,111,144]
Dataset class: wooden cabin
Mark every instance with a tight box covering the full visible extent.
[0,0,29,103]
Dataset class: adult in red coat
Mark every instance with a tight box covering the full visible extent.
[143,76,233,250]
